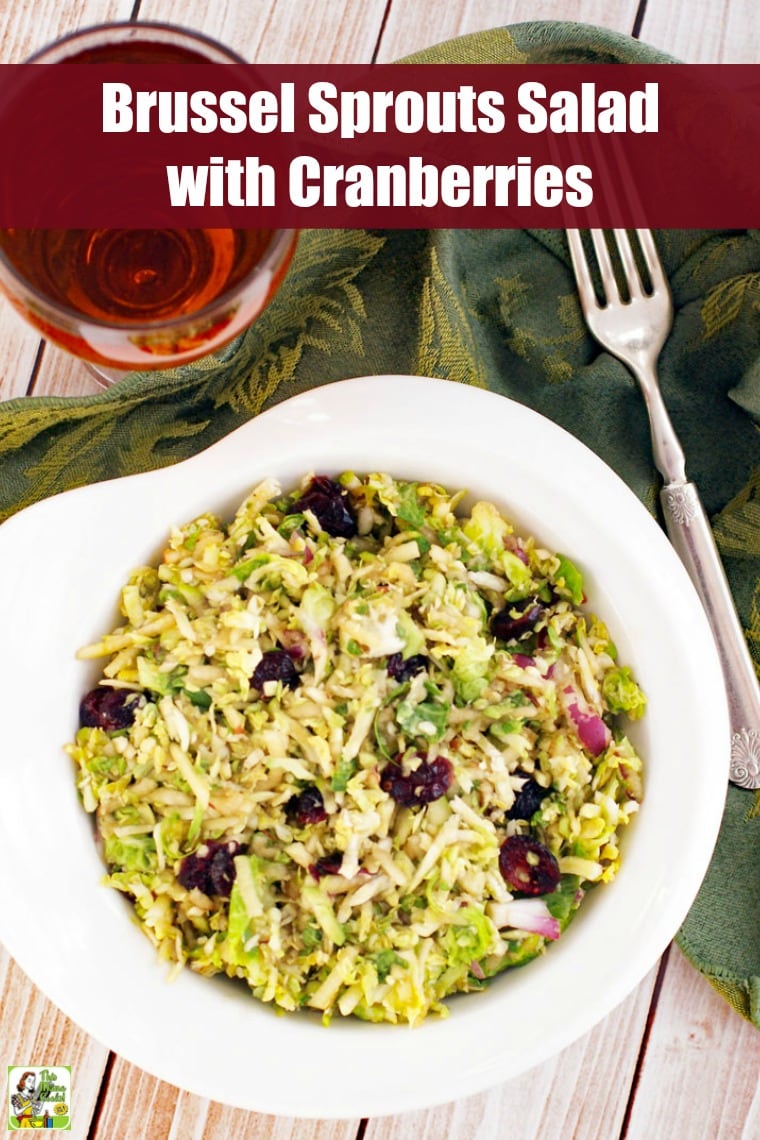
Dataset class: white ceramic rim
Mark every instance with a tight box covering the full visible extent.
[0,376,729,1118]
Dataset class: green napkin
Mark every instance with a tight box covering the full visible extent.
[1,22,758,1026]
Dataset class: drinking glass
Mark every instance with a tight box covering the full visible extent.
[0,23,298,387]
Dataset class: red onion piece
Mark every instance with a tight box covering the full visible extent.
[568,701,611,756]
[496,898,561,941]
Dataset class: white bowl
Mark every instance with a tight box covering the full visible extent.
[0,376,729,1118]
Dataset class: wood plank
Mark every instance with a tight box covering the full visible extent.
[0,310,42,400]
[0,951,109,1140]
[625,947,760,1140]
[91,1055,361,1139]
[28,344,115,400]
[135,0,387,64]
[0,0,133,60]
[639,0,760,62]
[375,0,640,62]
[364,966,658,1140]
[189,1097,360,1140]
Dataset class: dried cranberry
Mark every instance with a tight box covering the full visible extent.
[177,839,243,897]
[491,598,545,642]
[387,653,427,682]
[498,835,560,896]
[507,777,549,822]
[380,755,453,807]
[309,851,343,879]
[286,784,328,826]
[291,476,357,538]
[251,649,299,695]
[79,686,145,731]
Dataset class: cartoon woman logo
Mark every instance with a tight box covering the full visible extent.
[9,1072,54,1129]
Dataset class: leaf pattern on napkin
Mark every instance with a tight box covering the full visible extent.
[496,275,585,383]
[701,273,760,341]
[415,245,487,386]
[747,579,760,670]
[402,27,528,65]
[713,468,760,559]
[216,229,386,416]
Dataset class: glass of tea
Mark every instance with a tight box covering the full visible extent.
[0,23,298,387]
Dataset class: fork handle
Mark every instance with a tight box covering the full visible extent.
[661,481,760,789]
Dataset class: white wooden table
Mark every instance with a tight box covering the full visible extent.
[1,2,758,1137]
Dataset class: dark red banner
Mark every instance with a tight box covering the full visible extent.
[0,63,758,227]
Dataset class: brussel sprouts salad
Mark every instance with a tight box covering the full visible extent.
[67,472,645,1025]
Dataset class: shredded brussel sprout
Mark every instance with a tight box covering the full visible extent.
[66,473,644,1025]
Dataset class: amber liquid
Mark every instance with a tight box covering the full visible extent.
[0,39,294,369]
[0,227,276,323]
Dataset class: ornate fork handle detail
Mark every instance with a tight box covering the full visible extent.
[661,478,760,789]
[662,483,699,527]
[731,728,760,790]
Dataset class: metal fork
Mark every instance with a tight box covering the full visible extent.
[567,228,760,789]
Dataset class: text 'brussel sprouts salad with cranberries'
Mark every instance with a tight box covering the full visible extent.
[66,472,645,1025]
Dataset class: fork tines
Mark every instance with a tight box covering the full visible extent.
[567,228,666,307]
